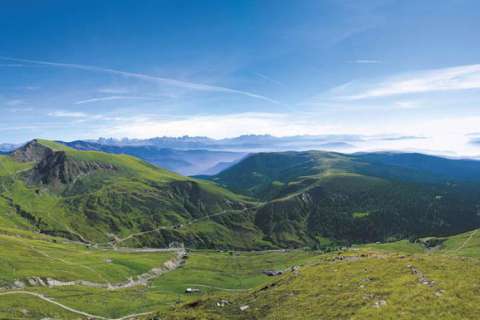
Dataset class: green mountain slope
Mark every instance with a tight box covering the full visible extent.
[0,226,176,287]
[165,229,480,320]
[208,151,480,247]
[1,211,480,319]
[0,140,265,249]
[4,143,480,250]
[0,225,315,319]
[170,248,480,320]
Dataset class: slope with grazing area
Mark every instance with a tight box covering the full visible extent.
[0,140,265,249]
[2,143,480,319]
[164,229,480,320]
[5,143,480,250]
[0,227,316,319]
[208,151,480,247]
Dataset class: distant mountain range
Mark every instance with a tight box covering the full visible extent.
[0,135,362,175]
[89,134,359,151]
[62,140,247,176]
[0,134,441,155]
[0,134,457,176]
[3,140,480,249]
[0,143,20,153]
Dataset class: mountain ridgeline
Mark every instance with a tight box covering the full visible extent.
[63,140,247,176]
[0,140,264,249]
[208,151,480,246]
[2,141,480,250]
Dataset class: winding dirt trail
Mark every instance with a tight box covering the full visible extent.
[172,283,248,292]
[11,248,187,290]
[29,245,109,283]
[110,207,249,246]
[455,229,478,252]
[0,248,186,319]
[0,291,154,320]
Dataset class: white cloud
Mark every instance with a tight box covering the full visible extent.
[0,56,279,104]
[350,59,382,64]
[0,63,23,67]
[47,110,122,122]
[393,100,424,110]
[340,64,480,100]
[87,112,480,156]
[75,96,162,105]
[48,111,89,118]
[253,72,286,87]
[8,107,33,113]
[97,88,130,94]
[5,99,24,106]
[98,112,338,140]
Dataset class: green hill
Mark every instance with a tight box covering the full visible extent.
[0,225,315,319]
[169,249,480,320]
[164,228,480,320]
[1,225,480,319]
[0,140,266,249]
[0,226,176,288]
[208,151,480,247]
[3,142,480,319]
[4,144,480,250]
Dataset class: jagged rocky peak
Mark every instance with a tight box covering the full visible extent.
[11,139,117,188]
[10,139,54,163]
[30,151,116,187]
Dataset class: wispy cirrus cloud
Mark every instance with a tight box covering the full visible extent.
[253,72,286,87]
[393,100,425,110]
[338,64,480,100]
[5,99,24,106]
[75,96,163,105]
[374,135,427,141]
[48,111,89,118]
[47,110,123,122]
[8,107,33,113]
[349,59,382,64]
[0,56,279,104]
[97,88,130,94]
[0,63,24,67]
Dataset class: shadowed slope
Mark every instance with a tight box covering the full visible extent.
[209,151,480,247]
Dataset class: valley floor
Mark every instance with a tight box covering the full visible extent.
[1,227,480,319]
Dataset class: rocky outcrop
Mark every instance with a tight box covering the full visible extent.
[10,140,53,163]
[11,140,117,188]
[29,151,116,187]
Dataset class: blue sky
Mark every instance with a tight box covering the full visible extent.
[1,0,480,155]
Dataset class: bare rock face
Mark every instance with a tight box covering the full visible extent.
[29,151,117,188]
[11,140,117,189]
[10,140,53,163]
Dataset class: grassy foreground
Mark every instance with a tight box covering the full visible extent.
[1,229,480,319]
[165,230,480,319]
[170,251,480,320]
[0,227,317,319]
[0,227,175,285]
